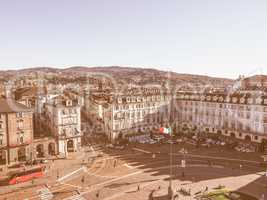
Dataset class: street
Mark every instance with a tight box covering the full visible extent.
[0,142,266,200]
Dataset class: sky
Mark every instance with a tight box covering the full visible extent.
[0,0,267,78]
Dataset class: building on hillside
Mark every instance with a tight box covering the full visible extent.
[44,96,82,157]
[0,97,34,167]
[239,75,267,90]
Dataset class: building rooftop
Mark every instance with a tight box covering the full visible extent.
[0,97,32,113]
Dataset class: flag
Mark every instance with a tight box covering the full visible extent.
[159,127,171,135]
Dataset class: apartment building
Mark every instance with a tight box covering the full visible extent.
[44,96,82,157]
[0,97,34,166]
[175,92,267,143]
[102,88,172,140]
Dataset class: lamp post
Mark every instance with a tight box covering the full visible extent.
[168,127,173,198]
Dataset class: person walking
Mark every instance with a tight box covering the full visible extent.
[56,170,59,179]
[96,190,100,198]
[173,193,179,200]
[149,190,155,200]
[81,176,85,185]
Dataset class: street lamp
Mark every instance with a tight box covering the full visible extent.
[168,127,173,198]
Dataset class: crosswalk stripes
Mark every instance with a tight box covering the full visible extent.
[37,187,54,200]
[65,195,86,200]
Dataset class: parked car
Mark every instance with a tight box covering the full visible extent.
[114,145,125,150]
[176,138,183,143]
[106,144,114,148]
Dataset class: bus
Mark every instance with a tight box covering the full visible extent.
[0,166,45,186]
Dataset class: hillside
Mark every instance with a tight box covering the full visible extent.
[0,66,234,88]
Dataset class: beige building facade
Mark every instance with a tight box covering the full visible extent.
[0,98,34,167]
[175,92,267,143]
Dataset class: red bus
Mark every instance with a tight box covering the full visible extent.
[0,166,45,185]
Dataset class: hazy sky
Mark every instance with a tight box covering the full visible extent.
[0,0,267,78]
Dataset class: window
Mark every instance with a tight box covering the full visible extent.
[16,112,23,118]
[20,136,23,144]
[115,124,119,130]
[0,134,3,145]
[16,132,24,144]
[17,121,23,129]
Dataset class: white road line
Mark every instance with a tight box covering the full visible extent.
[63,170,143,200]
[37,187,53,200]
[85,170,118,179]
[124,163,133,169]
[27,184,71,200]
[132,148,151,154]
[102,179,162,200]
[61,183,83,189]
[58,166,86,182]
[172,153,261,164]
[67,195,86,200]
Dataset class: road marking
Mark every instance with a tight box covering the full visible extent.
[37,187,53,200]
[132,148,151,154]
[102,179,162,200]
[27,184,72,200]
[58,166,86,182]
[171,153,261,164]
[86,170,118,179]
[63,170,143,200]
[124,163,133,169]
[61,183,83,189]
[66,195,86,200]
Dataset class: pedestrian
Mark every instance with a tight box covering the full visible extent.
[81,176,85,184]
[137,185,140,191]
[205,186,208,192]
[149,190,155,200]
[96,191,99,198]
[158,185,161,190]
[173,193,179,200]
